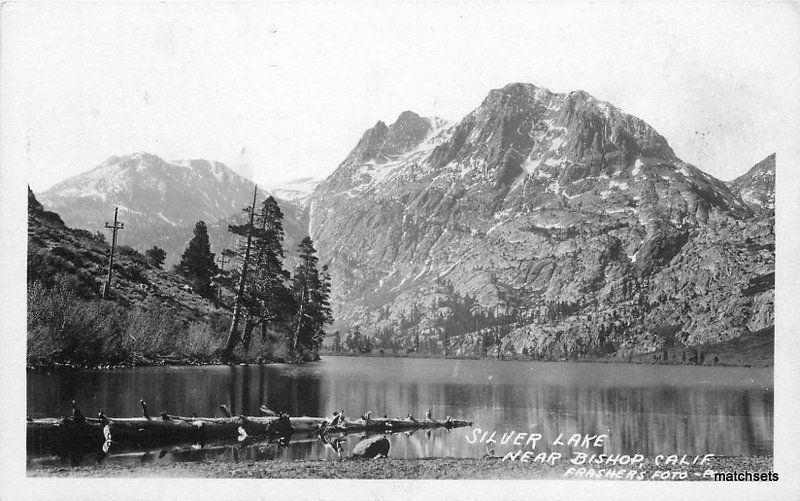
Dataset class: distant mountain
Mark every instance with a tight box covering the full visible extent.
[38,152,306,265]
[726,153,775,214]
[308,83,772,359]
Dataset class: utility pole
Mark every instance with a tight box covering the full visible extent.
[102,207,124,299]
[222,186,258,360]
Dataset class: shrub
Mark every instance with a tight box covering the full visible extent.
[179,322,224,357]
[27,278,278,367]
[39,210,65,227]
[50,245,85,268]
[27,278,120,365]
[121,305,183,357]
[113,261,149,284]
[126,264,149,284]
[145,246,167,269]
[118,245,150,268]
[72,228,95,240]
[28,250,98,297]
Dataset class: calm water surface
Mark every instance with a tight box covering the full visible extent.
[27,356,773,467]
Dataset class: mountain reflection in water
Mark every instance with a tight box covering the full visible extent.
[27,356,772,467]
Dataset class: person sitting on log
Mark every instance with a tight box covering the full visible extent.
[361,410,371,424]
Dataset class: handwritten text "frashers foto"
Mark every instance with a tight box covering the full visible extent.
[464,429,607,450]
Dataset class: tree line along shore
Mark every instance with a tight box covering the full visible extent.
[27,187,331,369]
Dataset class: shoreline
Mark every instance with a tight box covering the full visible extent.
[28,455,774,480]
[319,351,772,368]
[26,351,772,372]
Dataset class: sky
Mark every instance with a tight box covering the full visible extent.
[2,1,799,193]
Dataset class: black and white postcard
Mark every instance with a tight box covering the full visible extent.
[1,1,798,499]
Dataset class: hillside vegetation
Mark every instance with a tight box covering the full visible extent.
[27,188,287,368]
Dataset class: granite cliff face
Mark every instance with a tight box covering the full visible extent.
[38,152,306,265]
[309,83,773,358]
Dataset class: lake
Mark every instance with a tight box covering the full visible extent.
[27,356,773,467]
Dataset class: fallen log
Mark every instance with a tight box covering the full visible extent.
[27,405,472,455]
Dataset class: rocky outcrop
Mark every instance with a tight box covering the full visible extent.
[727,153,775,214]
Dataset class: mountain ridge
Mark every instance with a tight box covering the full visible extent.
[726,153,775,214]
[307,82,773,359]
[38,152,307,266]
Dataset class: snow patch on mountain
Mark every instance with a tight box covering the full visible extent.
[266,176,326,201]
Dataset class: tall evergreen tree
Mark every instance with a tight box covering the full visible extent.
[145,246,166,269]
[223,193,297,358]
[317,264,333,326]
[242,196,295,351]
[290,236,332,358]
[222,188,260,359]
[176,221,217,299]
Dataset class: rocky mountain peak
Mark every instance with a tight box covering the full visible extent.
[481,82,554,105]
[97,151,168,172]
[425,83,678,189]
[349,111,434,165]
[37,151,308,269]
[317,111,447,194]
[387,111,432,151]
[316,82,749,220]
[727,153,775,214]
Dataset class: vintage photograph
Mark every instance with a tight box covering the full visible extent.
[2,0,797,497]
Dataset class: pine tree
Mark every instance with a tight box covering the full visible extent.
[223,192,299,358]
[317,264,334,325]
[222,188,261,359]
[176,221,217,299]
[290,236,332,359]
[243,196,296,351]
